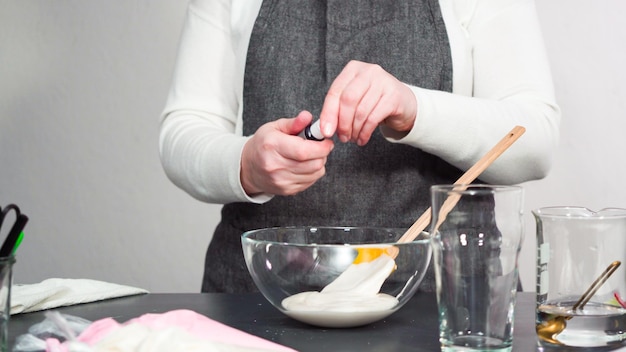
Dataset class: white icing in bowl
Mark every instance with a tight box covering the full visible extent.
[281,291,399,327]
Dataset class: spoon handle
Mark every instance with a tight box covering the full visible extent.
[398,125,526,243]
[573,261,621,311]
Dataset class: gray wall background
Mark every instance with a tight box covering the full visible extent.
[1,1,625,293]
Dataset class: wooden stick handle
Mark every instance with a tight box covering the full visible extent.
[398,125,526,243]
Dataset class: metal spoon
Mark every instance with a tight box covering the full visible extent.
[536,260,622,345]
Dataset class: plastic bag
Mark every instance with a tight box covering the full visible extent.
[13,311,93,352]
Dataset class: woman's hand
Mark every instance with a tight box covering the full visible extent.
[241,111,335,196]
[319,60,417,146]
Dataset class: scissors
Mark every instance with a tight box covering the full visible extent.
[0,204,29,257]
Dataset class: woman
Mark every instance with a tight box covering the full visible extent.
[159,0,560,293]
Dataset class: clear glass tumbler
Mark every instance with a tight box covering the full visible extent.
[431,185,523,352]
[0,256,15,352]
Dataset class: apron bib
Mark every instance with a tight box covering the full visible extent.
[203,0,456,293]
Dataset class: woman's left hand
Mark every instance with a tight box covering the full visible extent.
[318,60,417,146]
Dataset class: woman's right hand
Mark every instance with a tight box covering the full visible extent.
[240,111,335,196]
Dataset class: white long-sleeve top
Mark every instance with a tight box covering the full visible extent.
[159,0,561,204]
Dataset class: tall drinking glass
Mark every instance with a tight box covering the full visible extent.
[431,185,523,352]
[0,256,14,352]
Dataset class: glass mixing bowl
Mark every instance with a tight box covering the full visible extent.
[241,226,432,328]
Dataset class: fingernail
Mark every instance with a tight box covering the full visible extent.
[323,124,333,137]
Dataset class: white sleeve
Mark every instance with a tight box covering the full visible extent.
[383,0,561,185]
[158,0,271,204]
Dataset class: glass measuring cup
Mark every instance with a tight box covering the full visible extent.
[533,207,626,348]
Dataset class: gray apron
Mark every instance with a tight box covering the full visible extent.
[202,0,458,293]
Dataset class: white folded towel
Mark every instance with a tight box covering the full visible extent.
[11,278,149,315]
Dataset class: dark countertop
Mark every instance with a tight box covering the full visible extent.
[7,292,625,351]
